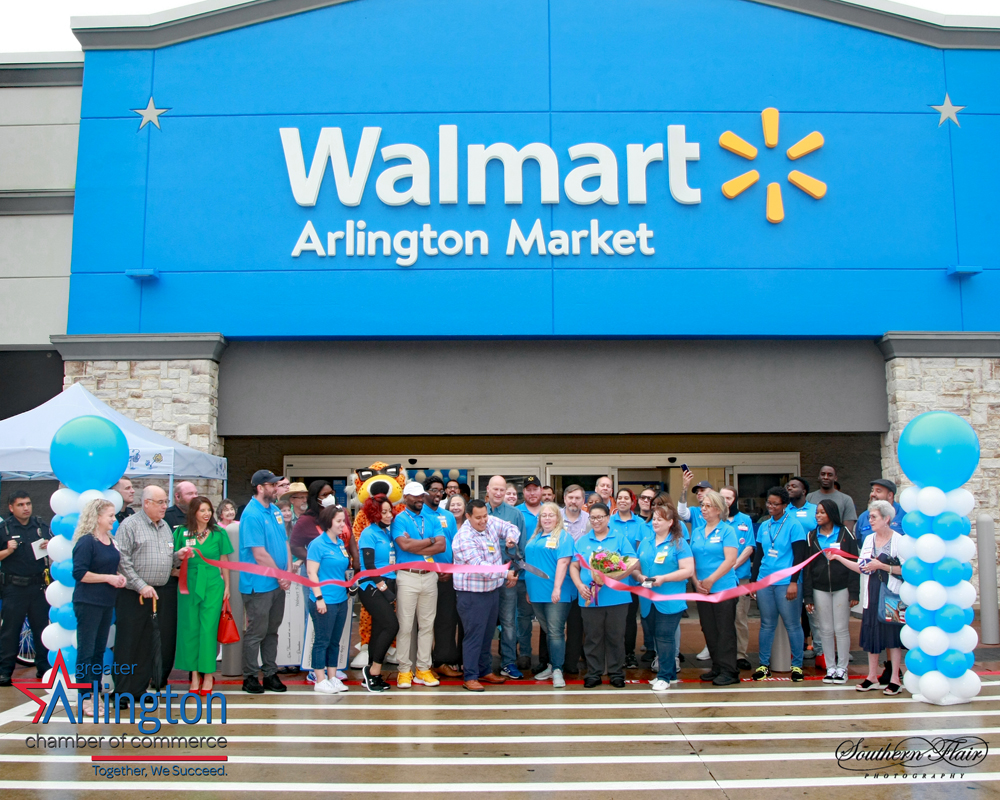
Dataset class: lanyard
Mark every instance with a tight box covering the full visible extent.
[404,510,424,537]
[764,515,787,552]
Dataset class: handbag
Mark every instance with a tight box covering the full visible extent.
[217,597,241,644]
[876,565,905,626]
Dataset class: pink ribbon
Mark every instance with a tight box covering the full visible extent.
[180,551,510,594]
[574,547,858,604]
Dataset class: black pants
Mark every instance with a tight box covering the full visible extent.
[74,601,114,685]
[697,598,739,679]
[581,604,628,681]
[360,580,399,666]
[432,577,462,666]
[0,581,49,677]
[157,576,179,686]
[564,602,584,672]
[114,586,176,696]
[624,593,641,655]
[456,588,500,682]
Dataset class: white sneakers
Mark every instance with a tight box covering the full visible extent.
[651,679,670,693]
[552,669,565,688]
[385,646,399,664]
[534,664,553,680]
[350,645,369,669]
[315,677,349,694]
[696,646,711,661]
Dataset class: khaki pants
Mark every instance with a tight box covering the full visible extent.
[735,578,751,660]
[394,570,439,674]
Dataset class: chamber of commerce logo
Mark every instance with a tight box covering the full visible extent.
[719,107,826,224]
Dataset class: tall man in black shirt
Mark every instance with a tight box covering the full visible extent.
[0,492,51,684]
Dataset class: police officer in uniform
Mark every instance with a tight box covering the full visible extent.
[0,492,51,685]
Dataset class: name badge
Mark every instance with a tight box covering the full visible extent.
[424,555,434,562]
[440,519,448,529]
[654,552,667,564]
[738,524,749,531]
[340,545,349,557]
[274,512,283,522]
[768,548,779,558]
[389,551,396,565]
[487,545,496,553]
[797,511,807,517]
[185,537,197,547]
[545,536,559,549]
[710,536,721,544]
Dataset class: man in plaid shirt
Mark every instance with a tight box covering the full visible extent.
[453,499,519,691]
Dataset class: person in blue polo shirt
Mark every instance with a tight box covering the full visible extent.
[306,504,353,695]
[689,490,740,686]
[609,488,650,670]
[720,486,756,672]
[484,475,527,680]
[515,476,545,673]
[390,482,446,689]
[239,469,291,695]
[569,503,641,688]
[357,494,398,693]
[422,476,462,679]
[638,504,694,692]
[751,486,809,682]
[854,479,904,542]
[785,476,821,661]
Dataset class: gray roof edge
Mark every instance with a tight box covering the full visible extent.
[68,0,1000,50]
[51,333,229,363]
[879,331,1000,360]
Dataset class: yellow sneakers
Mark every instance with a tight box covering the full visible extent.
[413,669,440,687]
[396,671,413,689]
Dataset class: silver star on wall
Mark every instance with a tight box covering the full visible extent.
[930,94,965,127]
[131,98,170,131]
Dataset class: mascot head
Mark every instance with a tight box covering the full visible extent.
[354,462,407,504]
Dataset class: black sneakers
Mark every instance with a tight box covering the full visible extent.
[262,674,287,693]
[363,665,390,693]
[242,675,264,694]
[0,675,12,687]
[624,654,639,669]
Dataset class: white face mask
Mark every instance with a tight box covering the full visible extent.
[320,495,338,508]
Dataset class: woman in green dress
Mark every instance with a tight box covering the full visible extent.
[173,495,233,694]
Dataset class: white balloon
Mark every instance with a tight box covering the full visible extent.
[896,535,917,561]
[49,488,80,516]
[915,580,948,611]
[102,489,124,513]
[45,535,73,563]
[41,623,69,651]
[45,581,73,608]
[915,533,946,564]
[919,670,951,703]
[900,624,920,650]
[101,673,115,694]
[414,470,426,483]
[902,669,922,695]
[899,486,920,513]
[448,469,460,480]
[78,489,106,511]
[899,581,917,606]
[918,625,950,656]
[949,625,979,653]
[431,470,443,479]
[950,670,982,699]
[918,487,947,517]
[946,580,977,608]
[944,535,977,562]
[945,488,976,517]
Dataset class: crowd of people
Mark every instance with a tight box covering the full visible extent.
[0,462,910,702]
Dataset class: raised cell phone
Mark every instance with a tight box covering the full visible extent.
[680,463,689,473]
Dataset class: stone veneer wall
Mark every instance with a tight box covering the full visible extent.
[63,359,224,504]
[881,356,1000,594]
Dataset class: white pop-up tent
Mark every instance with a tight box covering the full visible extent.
[0,383,227,491]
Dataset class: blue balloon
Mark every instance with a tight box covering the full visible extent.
[60,645,77,675]
[933,557,964,587]
[902,557,932,585]
[905,647,935,675]
[102,648,114,669]
[898,411,980,492]
[967,652,976,669]
[902,511,934,537]
[965,607,976,626]
[937,649,969,679]
[933,512,965,541]
[112,519,119,535]
[961,516,973,535]
[50,559,74,586]
[935,604,966,633]
[961,562,974,582]
[57,605,77,630]
[56,513,79,539]
[49,415,130,493]
[904,604,934,631]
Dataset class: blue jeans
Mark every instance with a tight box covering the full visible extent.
[530,600,570,670]
[756,584,804,668]
[499,584,518,665]
[74,601,113,687]
[456,589,500,682]
[308,597,348,670]
[648,607,684,682]
[516,579,534,658]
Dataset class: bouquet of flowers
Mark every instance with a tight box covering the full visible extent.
[588,550,638,581]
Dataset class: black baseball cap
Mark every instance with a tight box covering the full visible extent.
[870,478,897,494]
[694,480,713,490]
[524,476,541,487]
[251,469,283,487]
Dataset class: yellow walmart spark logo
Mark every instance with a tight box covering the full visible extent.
[719,108,826,223]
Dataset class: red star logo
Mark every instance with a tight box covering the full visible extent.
[17,650,92,724]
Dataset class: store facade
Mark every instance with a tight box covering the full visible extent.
[39,0,1000,528]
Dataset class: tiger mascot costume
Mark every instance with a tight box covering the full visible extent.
[346,462,407,659]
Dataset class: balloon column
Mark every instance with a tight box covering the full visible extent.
[41,415,129,694]
[895,411,981,705]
